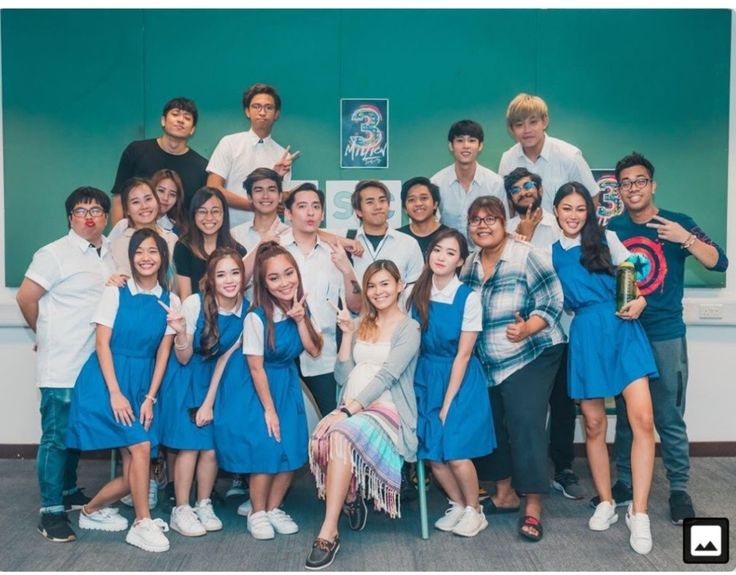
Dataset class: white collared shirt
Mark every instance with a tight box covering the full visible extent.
[280,230,353,376]
[350,226,424,286]
[108,215,174,242]
[499,134,599,213]
[93,279,179,335]
[206,129,292,227]
[24,230,115,388]
[182,294,244,335]
[431,162,506,236]
[557,229,631,265]
[506,210,562,255]
[430,275,482,331]
[242,307,320,356]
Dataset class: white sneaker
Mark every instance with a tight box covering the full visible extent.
[148,479,158,509]
[625,504,653,555]
[125,517,170,553]
[170,504,206,537]
[120,494,134,507]
[452,505,488,537]
[589,500,619,531]
[266,508,299,535]
[237,499,253,517]
[434,500,466,532]
[247,510,275,540]
[79,506,129,532]
[195,499,223,532]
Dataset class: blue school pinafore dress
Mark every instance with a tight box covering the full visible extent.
[552,242,659,399]
[412,284,496,461]
[67,285,169,452]
[158,295,247,451]
[214,307,308,474]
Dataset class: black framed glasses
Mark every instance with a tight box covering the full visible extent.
[509,181,537,195]
[619,177,651,192]
[469,215,499,227]
[71,207,105,218]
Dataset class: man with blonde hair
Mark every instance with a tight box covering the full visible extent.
[498,93,598,213]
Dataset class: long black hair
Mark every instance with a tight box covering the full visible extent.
[128,228,170,288]
[180,186,238,260]
[553,182,614,275]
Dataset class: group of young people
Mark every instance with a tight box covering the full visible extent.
[16,84,728,569]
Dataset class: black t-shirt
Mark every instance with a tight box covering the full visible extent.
[112,139,208,209]
[397,223,449,260]
[173,241,247,294]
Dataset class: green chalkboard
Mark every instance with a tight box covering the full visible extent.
[2,9,730,286]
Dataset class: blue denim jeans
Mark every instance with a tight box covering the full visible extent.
[37,388,81,513]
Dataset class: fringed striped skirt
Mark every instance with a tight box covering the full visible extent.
[309,402,403,518]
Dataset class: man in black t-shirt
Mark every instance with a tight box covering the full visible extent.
[397,176,449,259]
[110,97,208,224]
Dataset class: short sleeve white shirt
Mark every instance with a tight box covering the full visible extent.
[206,129,292,227]
[431,162,506,236]
[93,279,180,336]
[557,229,631,265]
[351,227,424,286]
[24,230,115,388]
[182,294,244,336]
[430,275,482,332]
[498,134,599,213]
[280,230,352,376]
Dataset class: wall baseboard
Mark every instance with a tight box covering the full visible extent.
[2,442,736,460]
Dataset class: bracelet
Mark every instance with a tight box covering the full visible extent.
[144,394,157,404]
[339,406,352,418]
[681,234,696,249]
[174,337,189,350]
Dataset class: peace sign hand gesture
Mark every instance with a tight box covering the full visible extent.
[646,214,690,244]
[273,145,301,177]
[160,299,186,335]
[515,207,543,241]
[286,291,308,324]
[328,298,354,334]
[325,237,352,274]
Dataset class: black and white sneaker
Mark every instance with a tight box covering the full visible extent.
[589,480,632,509]
[38,512,77,542]
[63,489,91,511]
[305,536,340,571]
[552,469,584,500]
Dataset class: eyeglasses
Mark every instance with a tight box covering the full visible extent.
[468,215,499,227]
[250,103,276,113]
[509,181,537,195]
[195,207,223,218]
[619,177,651,192]
[71,207,105,218]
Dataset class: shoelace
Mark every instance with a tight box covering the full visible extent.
[313,538,335,551]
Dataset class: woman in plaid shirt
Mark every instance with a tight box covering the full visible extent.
[459,196,565,543]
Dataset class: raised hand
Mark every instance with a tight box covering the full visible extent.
[646,214,690,244]
[516,207,543,241]
[328,298,354,334]
[160,299,186,335]
[325,237,352,274]
[286,290,308,324]
[273,145,301,177]
[261,216,285,244]
[342,238,364,258]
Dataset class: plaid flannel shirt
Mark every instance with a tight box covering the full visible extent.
[460,238,565,386]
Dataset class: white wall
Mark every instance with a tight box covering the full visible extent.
[1,12,735,447]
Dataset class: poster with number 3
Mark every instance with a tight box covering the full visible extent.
[340,98,389,168]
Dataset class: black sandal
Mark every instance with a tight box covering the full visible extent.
[518,515,543,542]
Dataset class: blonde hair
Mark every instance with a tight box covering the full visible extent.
[506,93,549,131]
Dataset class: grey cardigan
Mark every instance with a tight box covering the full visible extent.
[334,316,421,463]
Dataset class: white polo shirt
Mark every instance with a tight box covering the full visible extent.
[206,129,292,227]
[280,230,353,377]
[431,162,506,236]
[430,275,482,332]
[24,229,115,388]
[350,226,424,286]
[498,134,599,213]
[506,210,561,255]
